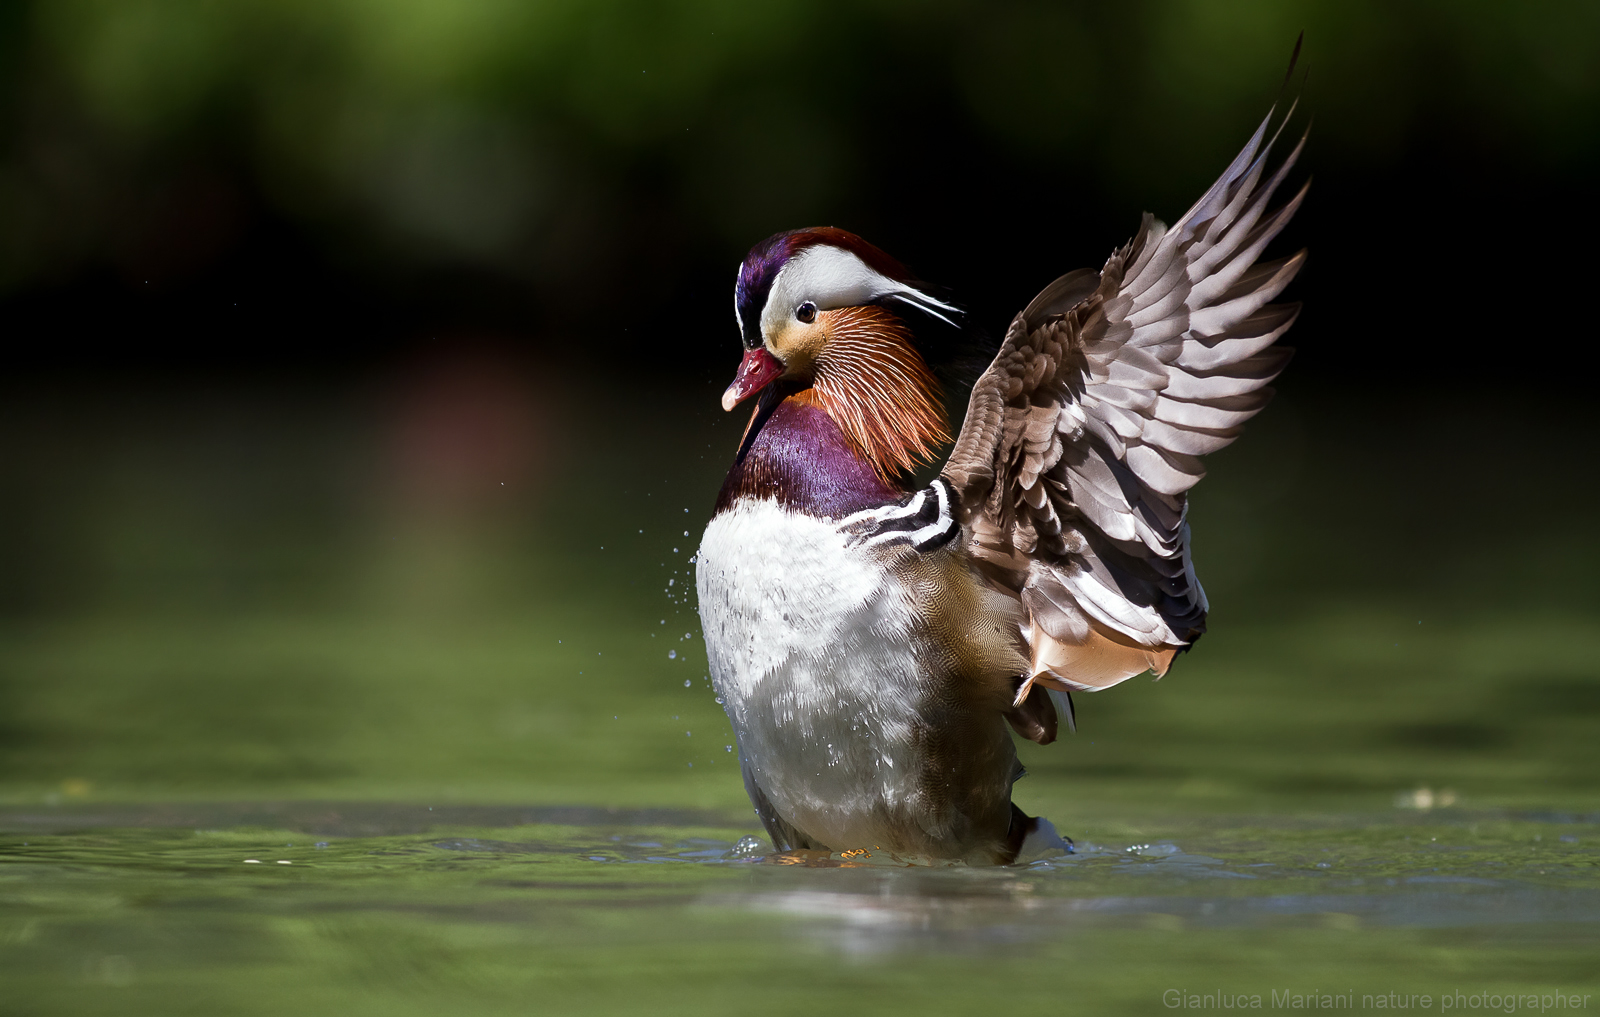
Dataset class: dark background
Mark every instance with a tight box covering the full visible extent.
[4,0,1595,383]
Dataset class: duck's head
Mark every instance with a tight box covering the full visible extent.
[723,227,959,412]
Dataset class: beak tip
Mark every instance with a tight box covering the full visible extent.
[720,347,784,413]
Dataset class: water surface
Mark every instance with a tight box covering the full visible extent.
[4,803,1598,1015]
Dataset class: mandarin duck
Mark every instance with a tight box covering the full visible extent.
[696,109,1306,864]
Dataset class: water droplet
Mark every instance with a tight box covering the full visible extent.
[683,679,691,687]
[668,650,677,659]
[724,835,764,859]
[725,745,733,752]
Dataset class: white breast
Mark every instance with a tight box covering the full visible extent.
[696,499,929,849]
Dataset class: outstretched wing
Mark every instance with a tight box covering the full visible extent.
[942,110,1306,699]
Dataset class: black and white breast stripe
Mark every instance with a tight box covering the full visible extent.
[839,478,960,553]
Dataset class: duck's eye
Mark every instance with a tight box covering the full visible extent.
[795,302,817,324]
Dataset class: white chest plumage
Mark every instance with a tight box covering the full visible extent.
[697,499,926,849]
[696,497,1018,858]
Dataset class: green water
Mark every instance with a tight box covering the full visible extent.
[2,376,1598,1012]
[4,808,1597,1014]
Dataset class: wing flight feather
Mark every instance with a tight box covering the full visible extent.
[942,108,1307,699]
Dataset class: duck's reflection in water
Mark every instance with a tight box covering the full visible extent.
[705,843,1600,956]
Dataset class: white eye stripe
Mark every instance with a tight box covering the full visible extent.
[760,246,957,341]
[882,291,960,329]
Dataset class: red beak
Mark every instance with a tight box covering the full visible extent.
[721,348,784,411]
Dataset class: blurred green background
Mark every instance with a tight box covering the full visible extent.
[0,0,1597,817]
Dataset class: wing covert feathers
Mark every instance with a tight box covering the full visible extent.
[944,109,1306,695]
